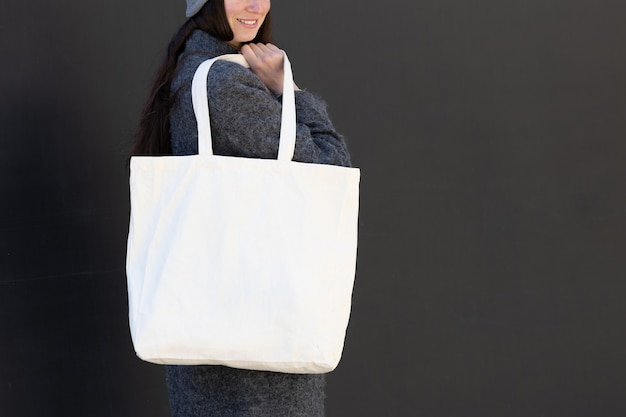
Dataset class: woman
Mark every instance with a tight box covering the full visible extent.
[132,0,351,415]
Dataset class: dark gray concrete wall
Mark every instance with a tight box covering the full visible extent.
[2,1,626,415]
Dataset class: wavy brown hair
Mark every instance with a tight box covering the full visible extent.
[131,0,272,156]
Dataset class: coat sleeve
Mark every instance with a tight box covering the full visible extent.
[207,61,351,167]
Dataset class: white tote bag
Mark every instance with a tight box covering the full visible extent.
[126,52,360,374]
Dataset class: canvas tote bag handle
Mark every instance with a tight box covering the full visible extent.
[191,52,297,161]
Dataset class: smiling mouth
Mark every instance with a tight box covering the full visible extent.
[237,19,258,25]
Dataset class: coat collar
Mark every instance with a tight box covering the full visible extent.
[184,29,239,58]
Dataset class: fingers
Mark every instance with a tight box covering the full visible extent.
[243,42,281,54]
[241,43,283,67]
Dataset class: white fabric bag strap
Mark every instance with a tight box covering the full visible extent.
[191,52,297,160]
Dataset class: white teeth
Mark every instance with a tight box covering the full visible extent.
[238,19,257,25]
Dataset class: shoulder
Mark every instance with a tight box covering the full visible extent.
[173,30,244,88]
[175,55,264,95]
[207,60,263,93]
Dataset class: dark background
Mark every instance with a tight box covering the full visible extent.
[2,0,626,415]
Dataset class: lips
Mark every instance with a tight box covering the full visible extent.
[237,18,258,26]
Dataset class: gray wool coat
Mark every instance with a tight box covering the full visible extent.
[166,30,351,417]
[170,30,351,166]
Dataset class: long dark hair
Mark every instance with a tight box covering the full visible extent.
[131,0,273,156]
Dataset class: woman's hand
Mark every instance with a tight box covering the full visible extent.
[241,43,285,96]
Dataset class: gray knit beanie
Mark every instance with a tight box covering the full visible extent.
[186,0,208,17]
